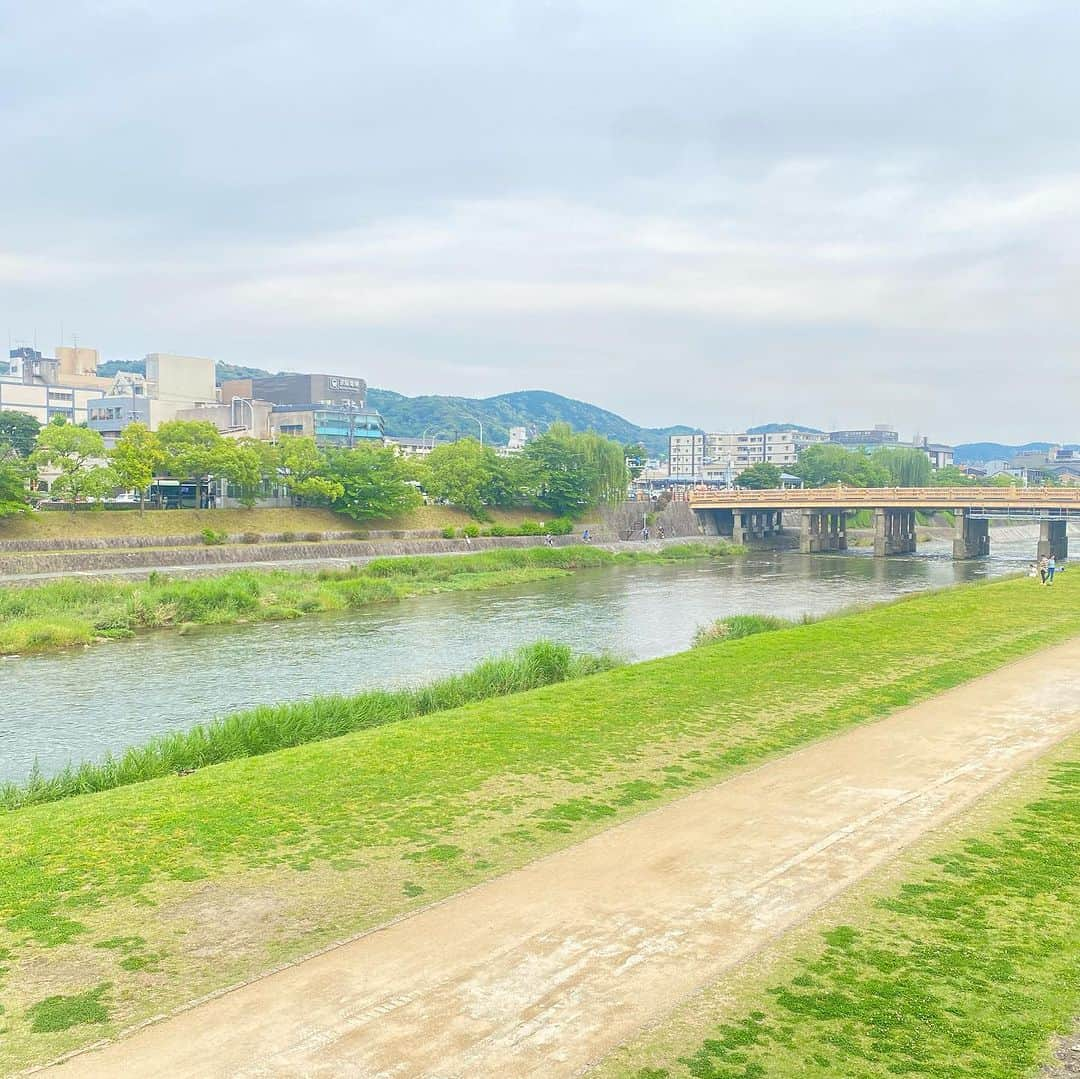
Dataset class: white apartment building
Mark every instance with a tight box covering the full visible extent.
[1,347,110,426]
[668,430,828,479]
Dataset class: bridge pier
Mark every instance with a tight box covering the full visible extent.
[953,512,990,559]
[874,509,916,557]
[732,509,783,545]
[799,510,847,553]
[1038,519,1068,561]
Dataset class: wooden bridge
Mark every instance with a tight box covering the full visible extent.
[687,486,1079,559]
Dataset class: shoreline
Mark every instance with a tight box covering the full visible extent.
[0,541,737,657]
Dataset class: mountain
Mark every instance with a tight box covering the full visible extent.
[93,361,692,456]
[366,388,695,457]
[953,441,1078,463]
[747,422,824,435]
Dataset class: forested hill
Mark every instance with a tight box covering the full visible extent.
[94,361,693,456]
[366,388,693,456]
[953,441,1078,463]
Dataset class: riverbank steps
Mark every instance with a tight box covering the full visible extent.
[0,574,1077,1072]
[0,542,733,656]
[591,736,1080,1079]
[0,642,619,810]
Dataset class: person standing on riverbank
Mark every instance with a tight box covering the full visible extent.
[1047,555,1057,585]
[1039,557,1048,585]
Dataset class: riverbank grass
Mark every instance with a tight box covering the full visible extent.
[590,738,1080,1079]
[0,573,1078,1072]
[0,542,729,655]
[0,641,618,810]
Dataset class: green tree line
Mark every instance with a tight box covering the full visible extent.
[0,415,630,522]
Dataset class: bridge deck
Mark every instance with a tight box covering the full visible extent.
[688,486,1080,513]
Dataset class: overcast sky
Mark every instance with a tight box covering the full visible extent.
[3,1,1078,442]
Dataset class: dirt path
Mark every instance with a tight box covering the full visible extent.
[50,639,1080,1078]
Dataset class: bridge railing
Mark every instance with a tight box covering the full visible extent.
[687,486,1080,508]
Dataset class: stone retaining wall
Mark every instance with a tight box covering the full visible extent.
[0,535,587,576]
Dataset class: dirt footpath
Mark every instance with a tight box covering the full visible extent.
[51,639,1080,1078]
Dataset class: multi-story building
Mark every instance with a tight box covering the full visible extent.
[1,347,110,426]
[829,425,899,447]
[87,353,216,445]
[220,373,384,447]
[668,429,827,480]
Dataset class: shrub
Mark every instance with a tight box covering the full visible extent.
[280,531,297,542]
[463,524,481,538]
[488,524,510,537]
[548,517,574,535]
[693,614,791,648]
[441,527,457,539]
[518,520,544,535]
[200,528,227,546]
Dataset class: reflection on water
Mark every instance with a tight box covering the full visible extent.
[0,534,1036,782]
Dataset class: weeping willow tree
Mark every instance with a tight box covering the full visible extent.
[872,446,932,487]
[526,422,628,515]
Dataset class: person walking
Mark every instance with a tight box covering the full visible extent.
[581,528,590,543]
[658,524,666,540]
[1039,557,1048,585]
[1047,554,1057,585]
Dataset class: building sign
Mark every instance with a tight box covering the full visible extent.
[328,377,363,391]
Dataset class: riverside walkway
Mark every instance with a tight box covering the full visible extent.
[688,485,1080,558]
[50,638,1080,1078]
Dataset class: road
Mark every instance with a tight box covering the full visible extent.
[50,638,1080,1078]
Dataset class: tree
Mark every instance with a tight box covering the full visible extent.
[526,424,628,515]
[420,438,499,517]
[872,446,931,487]
[736,462,783,489]
[623,441,647,481]
[0,411,41,458]
[110,423,165,513]
[31,420,114,512]
[220,438,283,509]
[0,441,30,517]
[792,444,890,488]
[157,420,233,507]
[930,465,977,487]
[325,444,421,522]
[278,436,343,505]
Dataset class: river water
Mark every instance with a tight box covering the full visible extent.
[0,535,1039,783]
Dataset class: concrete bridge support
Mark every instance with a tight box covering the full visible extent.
[953,512,990,560]
[1038,519,1068,561]
[799,510,848,553]
[731,509,783,546]
[874,509,917,558]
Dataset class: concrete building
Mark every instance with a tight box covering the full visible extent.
[385,436,445,458]
[174,399,274,440]
[221,373,384,447]
[829,425,899,447]
[87,353,216,445]
[668,429,827,480]
[1,347,108,426]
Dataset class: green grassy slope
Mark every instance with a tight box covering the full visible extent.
[0,574,1077,1070]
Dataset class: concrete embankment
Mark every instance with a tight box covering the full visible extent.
[0,534,725,585]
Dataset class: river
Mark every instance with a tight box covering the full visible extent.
[0,535,1039,783]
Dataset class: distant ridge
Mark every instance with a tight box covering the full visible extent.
[94,361,695,457]
[953,441,1079,463]
[367,388,696,457]
[746,422,824,435]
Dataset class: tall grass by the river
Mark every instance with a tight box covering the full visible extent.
[0,542,732,656]
[0,641,618,812]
